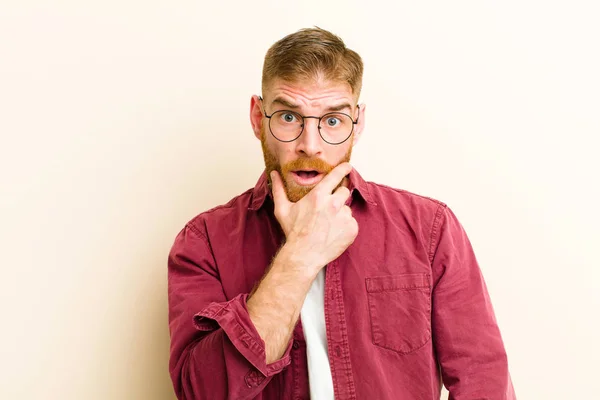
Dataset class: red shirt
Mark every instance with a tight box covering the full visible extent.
[168,168,516,400]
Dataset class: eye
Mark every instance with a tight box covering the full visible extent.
[326,116,341,127]
[280,113,297,123]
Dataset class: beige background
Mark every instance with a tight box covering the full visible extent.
[1,1,599,399]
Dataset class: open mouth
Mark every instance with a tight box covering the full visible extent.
[291,170,324,185]
[296,170,319,179]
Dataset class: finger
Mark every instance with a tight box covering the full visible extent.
[270,170,291,209]
[341,205,353,217]
[316,162,353,195]
[331,186,351,210]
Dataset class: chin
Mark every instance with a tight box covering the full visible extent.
[285,182,314,202]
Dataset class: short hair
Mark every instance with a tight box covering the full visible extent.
[262,27,364,100]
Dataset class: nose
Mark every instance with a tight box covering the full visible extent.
[295,117,323,157]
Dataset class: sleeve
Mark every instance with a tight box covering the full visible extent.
[429,205,516,399]
[167,223,293,400]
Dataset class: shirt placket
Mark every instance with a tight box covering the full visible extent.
[290,317,309,400]
[324,258,357,400]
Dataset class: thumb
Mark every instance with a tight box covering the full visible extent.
[270,170,291,210]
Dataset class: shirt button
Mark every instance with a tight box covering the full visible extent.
[292,341,300,350]
[335,345,342,357]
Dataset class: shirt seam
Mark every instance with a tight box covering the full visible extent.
[185,222,209,243]
[368,181,446,207]
[187,188,255,229]
[428,203,447,265]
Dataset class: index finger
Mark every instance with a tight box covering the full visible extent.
[315,162,353,195]
[270,170,291,208]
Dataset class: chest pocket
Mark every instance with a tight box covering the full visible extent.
[365,273,431,354]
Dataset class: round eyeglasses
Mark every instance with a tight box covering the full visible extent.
[259,96,360,145]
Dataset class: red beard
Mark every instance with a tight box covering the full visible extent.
[260,127,352,202]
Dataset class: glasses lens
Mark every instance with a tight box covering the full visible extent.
[319,113,354,144]
[269,111,303,141]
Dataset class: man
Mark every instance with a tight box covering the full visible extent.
[168,27,516,400]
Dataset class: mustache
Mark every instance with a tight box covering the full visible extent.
[281,158,335,174]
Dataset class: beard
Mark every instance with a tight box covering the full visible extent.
[260,126,353,202]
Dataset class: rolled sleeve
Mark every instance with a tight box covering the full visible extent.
[193,293,293,377]
[168,223,291,400]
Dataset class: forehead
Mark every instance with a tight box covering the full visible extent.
[264,78,355,109]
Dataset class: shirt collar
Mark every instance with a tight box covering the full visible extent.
[249,167,377,211]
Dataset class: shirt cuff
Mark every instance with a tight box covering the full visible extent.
[193,293,293,377]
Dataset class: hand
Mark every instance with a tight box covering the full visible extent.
[270,162,358,274]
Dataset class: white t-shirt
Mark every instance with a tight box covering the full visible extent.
[300,268,335,399]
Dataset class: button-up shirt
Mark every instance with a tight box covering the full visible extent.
[168,168,516,400]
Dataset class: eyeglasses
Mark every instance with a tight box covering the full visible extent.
[259,96,360,145]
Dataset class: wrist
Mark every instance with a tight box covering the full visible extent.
[276,242,320,282]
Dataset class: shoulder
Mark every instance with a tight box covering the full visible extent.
[364,181,455,261]
[365,180,447,213]
[365,180,450,240]
[183,187,255,236]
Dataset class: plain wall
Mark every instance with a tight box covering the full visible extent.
[1,1,598,399]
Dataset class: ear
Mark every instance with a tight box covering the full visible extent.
[352,102,366,146]
[250,95,264,140]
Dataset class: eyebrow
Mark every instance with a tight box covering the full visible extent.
[271,97,353,113]
[271,97,300,109]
